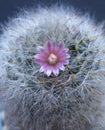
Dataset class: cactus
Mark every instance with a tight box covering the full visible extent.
[0,6,105,130]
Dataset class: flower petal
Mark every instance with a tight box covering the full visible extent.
[66,54,71,58]
[60,65,65,71]
[55,63,65,71]
[34,54,40,59]
[50,42,57,53]
[47,41,51,51]
[59,42,64,49]
[34,54,47,64]
[39,66,45,72]
[63,48,69,53]
[46,69,52,77]
[53,69,59,76]
[60,60,69,65]
[37,46,44,51]
[52,41,56,48]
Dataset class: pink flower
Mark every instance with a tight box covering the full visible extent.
[34,41,70,76]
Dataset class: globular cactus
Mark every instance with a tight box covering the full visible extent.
[0,6,105,130]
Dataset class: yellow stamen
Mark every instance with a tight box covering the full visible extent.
[48,53,57,64]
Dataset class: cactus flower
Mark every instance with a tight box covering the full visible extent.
[35,41,70,76]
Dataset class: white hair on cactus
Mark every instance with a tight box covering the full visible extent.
[0,6,105,130]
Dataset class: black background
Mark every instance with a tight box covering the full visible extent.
[0,0,105,24]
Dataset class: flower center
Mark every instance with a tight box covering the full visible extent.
[48,53,58,65]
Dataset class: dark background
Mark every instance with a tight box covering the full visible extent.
[0,0,105,24]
